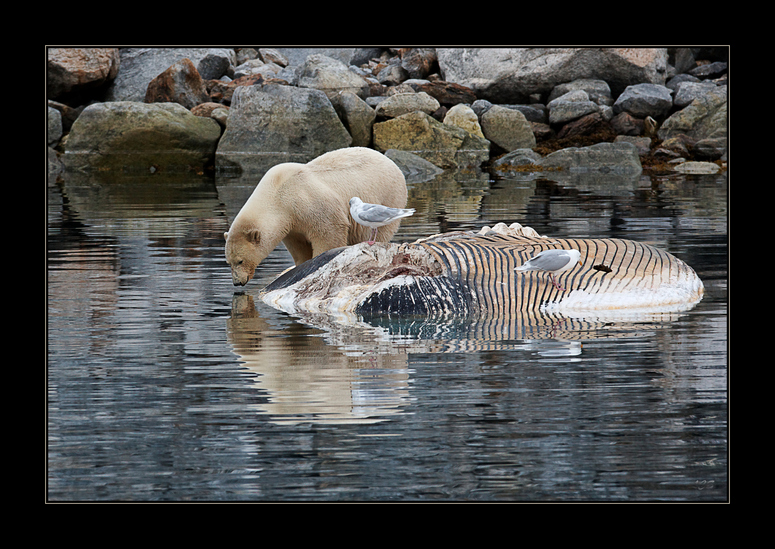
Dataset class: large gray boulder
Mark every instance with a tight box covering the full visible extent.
[104,48,236,102]
[273,48,380,68]
[480,105,536,151]
[548,78,613,106]
[63,101,221,171]
[437,47,668,103]
[443,104,485,138]
[330,91,376,148]
[48,106,63,146]
[374,92,440,118]
[373,111,489,169]
[673,81,720,108]
[297,54,370,99]
[613,83,674,118]
[538,141,642,174]
[216,84,352,174]
[547,90,600,125]
[658,86,727,142]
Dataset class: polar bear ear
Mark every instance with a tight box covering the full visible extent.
[223,231,229,241]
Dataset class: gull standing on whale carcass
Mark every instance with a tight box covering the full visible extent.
[349,197,415,245]
[515,249,582,291]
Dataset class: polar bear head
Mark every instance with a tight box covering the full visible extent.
[224,227,263,286]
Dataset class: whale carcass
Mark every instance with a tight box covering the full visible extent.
[259,223,704,318]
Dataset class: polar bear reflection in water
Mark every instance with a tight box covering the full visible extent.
[224,147,409,286]
[226,293,411,425]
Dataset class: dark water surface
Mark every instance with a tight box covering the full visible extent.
[47,166,727,501]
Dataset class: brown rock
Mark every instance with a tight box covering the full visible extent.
[191,102,229,117]
[652,147,684,160]
[556,112,615,140]
[371,61,389,77]
[145,58,209,109]
[530,122,554,141]
[610,111,643,136]
[258,48,289,67]
[48,100,86,133]
[47,47,120,98]
[413,80,477,106]
[400,48,438,79]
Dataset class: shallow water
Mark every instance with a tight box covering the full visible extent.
[47,166,727,501]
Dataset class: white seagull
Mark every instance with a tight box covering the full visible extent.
[349,197,415,245]
[515,249,582,291]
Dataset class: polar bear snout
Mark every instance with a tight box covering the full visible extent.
[230,263,254,286]
[231,272,250,286]
[232,272,246,286]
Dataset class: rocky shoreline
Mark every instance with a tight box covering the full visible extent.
[47,47,728,179]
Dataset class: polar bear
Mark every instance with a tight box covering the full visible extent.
[224,147,408,286]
